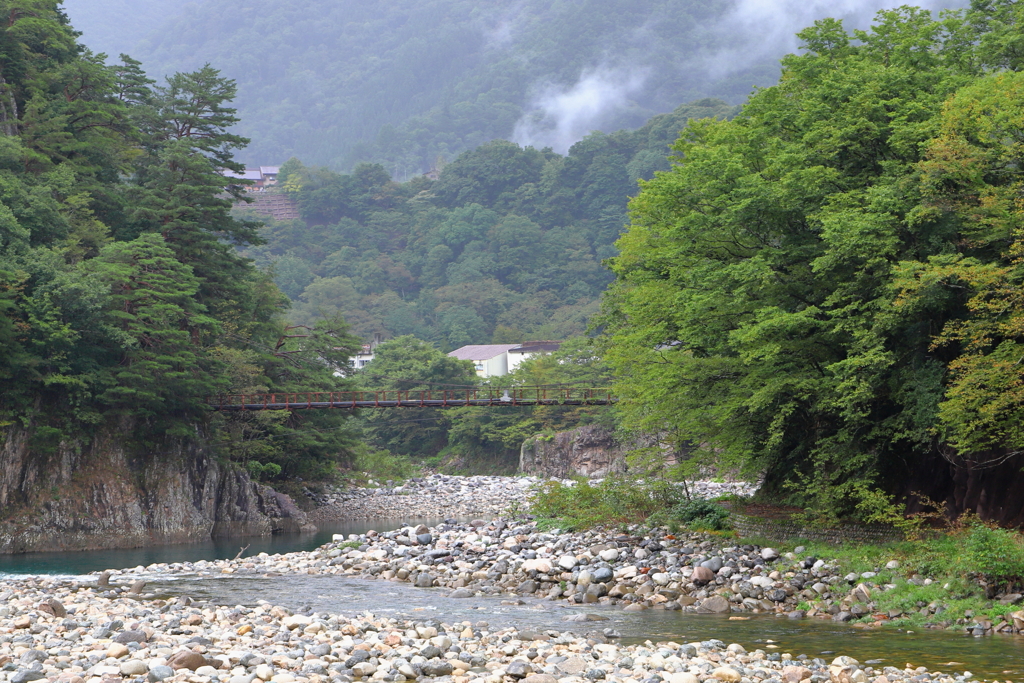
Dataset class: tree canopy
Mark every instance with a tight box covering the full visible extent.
[245,99,738,349]
[601,1,1024,520]
[0,0,357,483]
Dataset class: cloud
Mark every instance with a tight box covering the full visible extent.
[509,0,965,154]
[512,67,649,154]
[700,0,963,79]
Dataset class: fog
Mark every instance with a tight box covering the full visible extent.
[511,0,965,152]
[61,0,968,169]
[512,67,649,154]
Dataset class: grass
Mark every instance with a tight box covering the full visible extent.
[343,446,420,486]
[749,528,1024,629]
[530,476,733,532]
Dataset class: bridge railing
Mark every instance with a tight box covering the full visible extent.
[207,386,616,410]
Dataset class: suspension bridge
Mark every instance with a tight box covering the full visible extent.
[207,386,617,411]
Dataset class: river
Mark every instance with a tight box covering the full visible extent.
[2,521,1022,680]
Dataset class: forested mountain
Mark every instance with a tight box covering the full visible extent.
[602,1,1024,523]
[241,99,737,348]
[62,0,921,173]
[0,0,357,482]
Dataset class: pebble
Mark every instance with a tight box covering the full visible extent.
[0,476,973,683]
[0,575,971,683]
[306,474,540,522]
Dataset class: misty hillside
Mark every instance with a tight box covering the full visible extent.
[66,0,781,172]
[65,0,964,173]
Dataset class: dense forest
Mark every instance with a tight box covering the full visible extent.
[66,0,789,172]
[10,0,1024,530]
[602,0,1024,522]
[0,0,359,482]
[243,99,737,348]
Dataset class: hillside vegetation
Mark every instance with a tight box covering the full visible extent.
[245,99,738,348]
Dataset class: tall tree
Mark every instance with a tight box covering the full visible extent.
[600,8,992,519]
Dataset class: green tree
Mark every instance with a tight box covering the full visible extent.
[358,335,476,457]
[88,232,218,416]
[601,8,986,519]
[127,65,261,305]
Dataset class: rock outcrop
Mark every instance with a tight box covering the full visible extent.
[0,418,313,553]
[519,425,630,478]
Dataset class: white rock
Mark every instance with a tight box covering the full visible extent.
[352,662,377,677]
[599,548,619,562]
[521,559,553,574]
[760,547,779,561]
[651,573,670,586]
[255,664,274,680]
[120,661,149,676]
[558,555,579,570]
[667,674,699,683]
[616,566,638,580]
[282,615,312,630]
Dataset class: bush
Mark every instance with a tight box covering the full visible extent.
[531,477,685,529]
[962,522,1024,584]
[245,461,282,481]
[350,446,419,483]
[669,498,730,531]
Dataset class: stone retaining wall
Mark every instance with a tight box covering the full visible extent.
[730,512,904,545]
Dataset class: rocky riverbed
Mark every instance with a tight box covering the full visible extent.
[305,477,757,524]
[305,476,537,523]
[106,519,916,626]
[0,574,975,683]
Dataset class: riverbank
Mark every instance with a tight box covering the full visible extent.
[93,518,959,628]
[304,476,757,525]
[305,476,539,524]
[0,573,978,683]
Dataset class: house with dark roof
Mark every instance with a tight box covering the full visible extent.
[221,166,280,191]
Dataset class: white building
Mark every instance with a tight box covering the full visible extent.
[447,344,519,378]
[448,341,563,378]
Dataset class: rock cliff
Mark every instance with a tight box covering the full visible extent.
[519,425,630,479]
[0,418,314,553]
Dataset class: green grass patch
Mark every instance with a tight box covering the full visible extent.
[530,477,733,531]
[753,525,1024,629]
[344,446,420,486]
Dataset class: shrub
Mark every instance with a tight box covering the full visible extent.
[245,461,282,481]
[669,498,730,531]
[351,446,419,483]
[531,477,684,529]
[961,522,1024,584]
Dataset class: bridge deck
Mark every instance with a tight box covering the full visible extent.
[207,388,616,411]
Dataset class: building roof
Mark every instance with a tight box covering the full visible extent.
[447,344,519,361]
[260,166,280,175]
[222,169,264,181]
[510,341,562,354]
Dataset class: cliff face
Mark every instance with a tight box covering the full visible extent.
[519,425,629,479]
[0,419,313,554]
